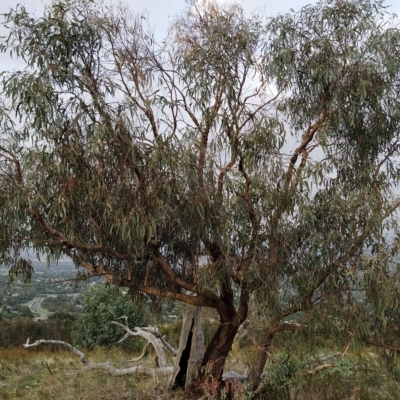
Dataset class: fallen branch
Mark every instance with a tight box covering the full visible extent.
[306,345,351,375]
[23,312,249,388]
[125,342,150,363]
[23,316,181,380]
[254,350,345,395]
[365,339,400,353]
[23,338,173,377]
[308,352,342,367]
[222,368,248,382]
[23,314,180,381]
[307,363,334,375]
[111,318,170,368]
[160,334,178,357]
[23,338,89,363]
[77,364,172,377]
[140,327,178,357]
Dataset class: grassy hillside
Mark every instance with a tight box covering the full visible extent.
[0,345,399,400]
[0,347,194,400]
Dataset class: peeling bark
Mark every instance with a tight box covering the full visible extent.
[169,306,204,389]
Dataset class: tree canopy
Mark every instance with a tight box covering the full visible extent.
[1,0,400,394]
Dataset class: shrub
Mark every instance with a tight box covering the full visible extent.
[72,284,149,350]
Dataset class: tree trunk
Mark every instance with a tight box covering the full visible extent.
[250,346,269,392]
[249,322,279,391]
[194,285,249,396]
[201,321,239,383]
[169,306,204,389]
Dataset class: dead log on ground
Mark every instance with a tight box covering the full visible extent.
[22,307,248,387]
[23,337,173,377]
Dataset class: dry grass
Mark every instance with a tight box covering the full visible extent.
[1,346,400,399]
[0,347,196,400]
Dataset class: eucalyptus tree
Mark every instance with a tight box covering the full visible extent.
[245,0,400,390]
[1,0,400,395]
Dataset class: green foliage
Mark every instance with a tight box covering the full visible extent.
[329,359,355,376]
[72,284,148,350]
[159,321,182,349]
[268,352,298,390]
[0,296,35,319]
[1,0,400,390]
[42,294,82,314]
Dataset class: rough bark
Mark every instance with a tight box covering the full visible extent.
[169,306,204,389]
[202,321,240,381]
[194,285,249,395]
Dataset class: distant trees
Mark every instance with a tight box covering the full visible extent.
[0,314,76,347]
[1,0,400,394]
[0,303,34,319]
[41,294,81,314]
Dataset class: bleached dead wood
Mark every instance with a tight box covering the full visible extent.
[23,310,250,387]
[22,318,177,378]
[222,368,248,382]
[125,342,150,363]
[78,364,173,377]
[23,337,173,377]
[308,352,342,367]
[140,327,178,356]
[307,363,334,374]
[23,338,90,363]
[306,345,350,375]
[169,306,204,389]
[111,317,170,368]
